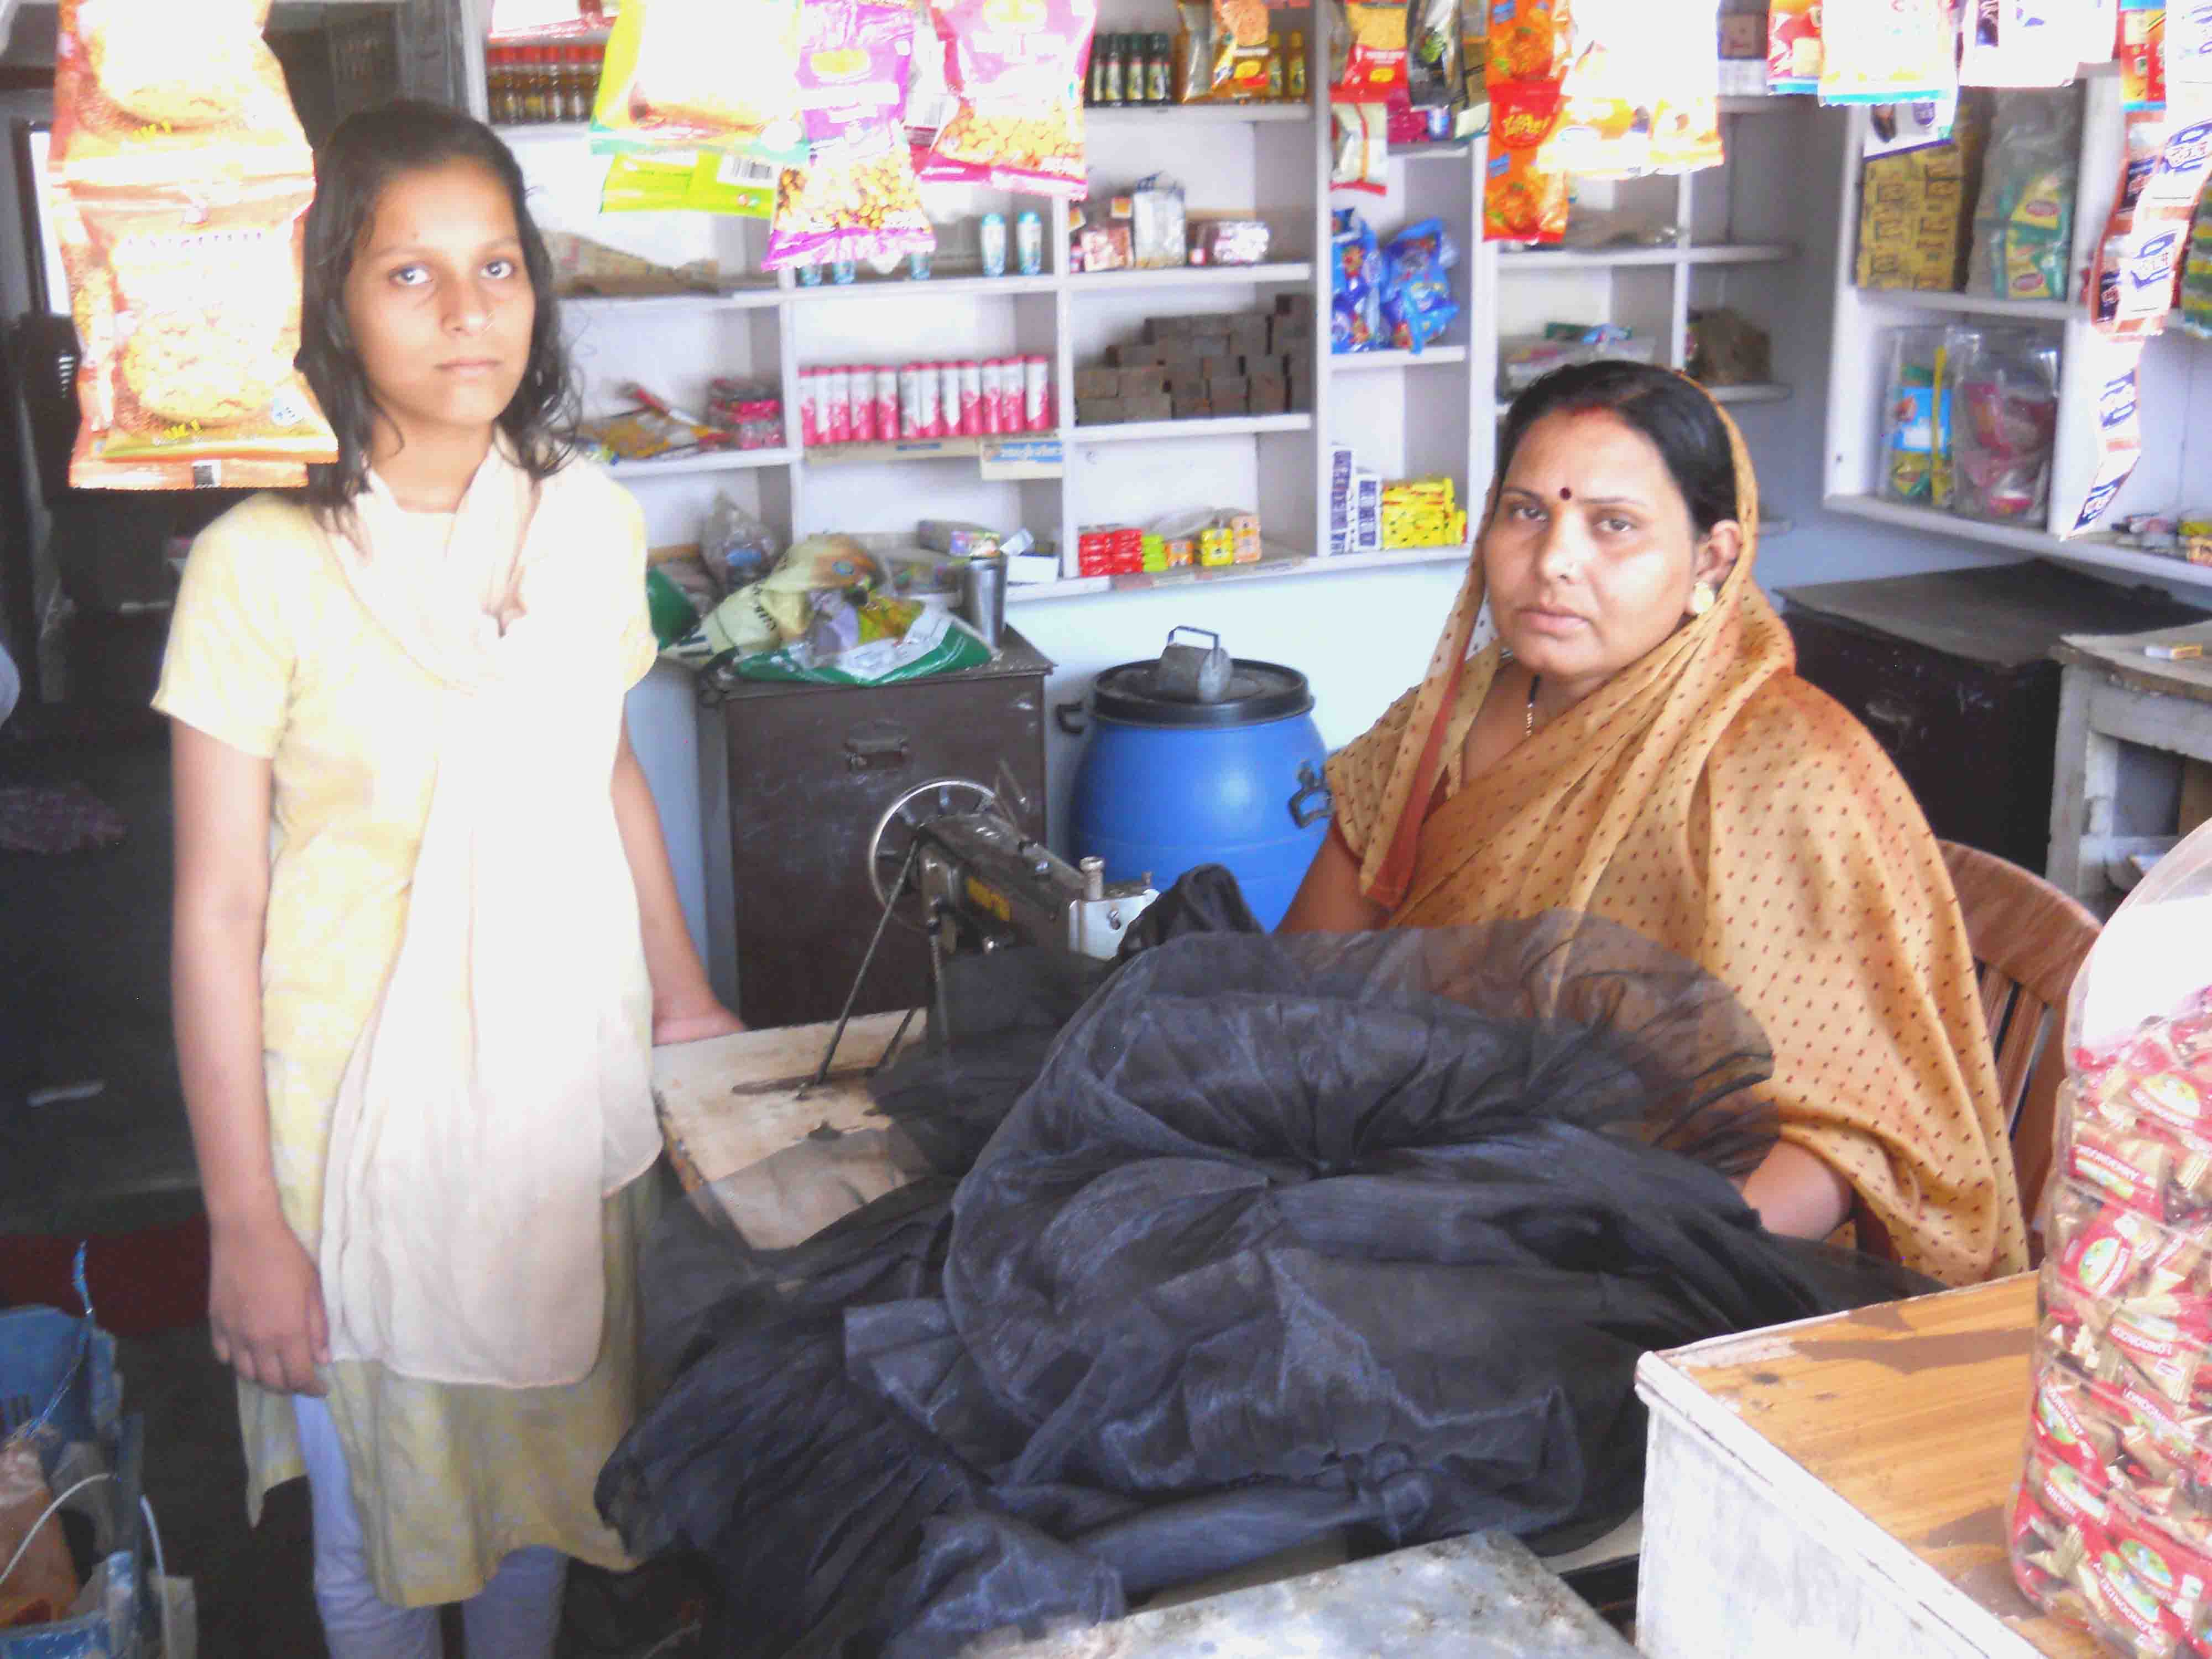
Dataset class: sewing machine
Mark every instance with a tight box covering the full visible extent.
[866,777,1160,964]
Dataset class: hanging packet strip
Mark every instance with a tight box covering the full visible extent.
[1819,0,1957,105]
[1330,101,1389,191]
[1959,0,2093,87]
[1485,79,1569,240]
[1331,0,1409,101]
[2122,0,2168,111]
[591,0,808,169]
[49,0,310,187]
[2062,3,2212,533]
[1485,0,1571,82]
[1547,0,1721,178]
[67,176,336,488]
[1767,0,1822,95]
[766,0,935,267]
[601,149,778,217]
[921,0,1097,194]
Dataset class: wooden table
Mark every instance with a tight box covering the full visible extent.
[1635,1274,2095,1658]
[653,1010,926,1245]
[2047,620,2212,911]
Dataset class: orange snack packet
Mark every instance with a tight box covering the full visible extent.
[1485,80,1568,243]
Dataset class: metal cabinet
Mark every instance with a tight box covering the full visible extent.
[717,631,1053,1030]
[1780,560,2201,874]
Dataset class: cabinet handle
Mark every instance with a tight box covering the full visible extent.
[1287,761,1333,828]
[844,726,911,772]
[1861,695,1917,747]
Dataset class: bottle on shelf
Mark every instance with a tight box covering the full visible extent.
[484,45,513,124]
[1103,34,1126,105]
[1266,32,1285,100]
[1147,33,1171,103]
[1287,30,1306,100]
[521,45,550,123]
[565,44,596,121]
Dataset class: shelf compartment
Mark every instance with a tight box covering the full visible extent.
[793,273,1059,301]
[562,285,785,315]
[1068,262,1315,291]
[1499,242,1797,270]
[802,434,1063,471]
[1070,413,1313,443]
[602,447,799,478]
[1823,494,2212,590]
[1008,540,1468,602]
[1331,346,1470,372]
[1084,102,1312,124]
[1852,288,2079,322]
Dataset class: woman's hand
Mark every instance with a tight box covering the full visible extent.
[208,1211,330,1395]
[653,1000,745,1046]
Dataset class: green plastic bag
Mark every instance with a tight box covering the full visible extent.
[732,604,990,686]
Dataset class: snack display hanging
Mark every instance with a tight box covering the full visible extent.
[919,0,1099,194]
[1817,0,1958,107]
[1379,218,1460,352]
[2058,1,2212,535]
[50,0,338,489]
[591,0,810,166]
[2008,820,2212,1656]
[1481,0,1571,242]
[765,0,935,269]
[1328,0,1409,103]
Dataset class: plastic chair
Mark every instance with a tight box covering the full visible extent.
[1938,839,2103,1238]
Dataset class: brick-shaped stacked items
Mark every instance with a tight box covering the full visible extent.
[1074,295,1313,426]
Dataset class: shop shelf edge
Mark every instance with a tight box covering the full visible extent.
[1499,242,1797,270]
[602,447,800,478]
[1823,493,2212,589]
[1066,262,1316,292]
[801,433,1064,468]
[1851,288,2079,322]
[1008,541,1469,603]
[1331,346,1471,372]
[792,273,1060,301]
[1070,413,1314,443]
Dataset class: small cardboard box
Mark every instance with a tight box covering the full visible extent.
[1118,368,1171,397]
[1144,315,1196,341]
[1121,393,1173,421]
[1171,394,1215,419]
[1107,343,1166,368]
[1247,372,1287,413]
[1076,397,1126,425]
[1073,367,1120,399]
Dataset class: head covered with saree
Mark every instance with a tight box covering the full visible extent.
[1326,364,2026,1285]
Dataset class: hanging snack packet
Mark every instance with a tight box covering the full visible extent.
[1407,0,1463,106]
[766,132,936,267]
[601,149,778,216]
[1966,88,2080,302]
[1216,0,1276,98]
[799,0,918,143]
[1331,0,1410,101]
[921,0,1097,195]
[766,0,935,267]
[1331,207,1383,351]
[1959,0,2088,87]
[1380,217,1460,351]
[904,0,961,147]
[1766,0,1822,96]
[1485,80,1569,242]
[68,176,337,488]
[50,0,311,186]
[1819,0,1957,105]
[1330,101,1389,191]
[1485,0,1572,84]
[592,0,808,169]
[2120,0,2167,112]
[1545,0,1652,176]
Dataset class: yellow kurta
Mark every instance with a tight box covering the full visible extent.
[153,481,660,1605]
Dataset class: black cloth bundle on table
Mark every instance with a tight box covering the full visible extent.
[601,902,1932,1659]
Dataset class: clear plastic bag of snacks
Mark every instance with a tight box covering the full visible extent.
[2011,820,2212,1655]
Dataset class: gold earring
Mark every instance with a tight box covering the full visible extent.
[1688,581,1716,617]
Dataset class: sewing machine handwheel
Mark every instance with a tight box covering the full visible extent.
[865,777,1003,929]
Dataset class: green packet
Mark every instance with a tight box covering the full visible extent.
[602,149,774,218]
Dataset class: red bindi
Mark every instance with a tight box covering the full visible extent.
[1558,486,1572,500]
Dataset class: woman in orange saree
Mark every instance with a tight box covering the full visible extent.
[1282,362,2025,1286]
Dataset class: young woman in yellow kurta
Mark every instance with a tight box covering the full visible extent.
[158,103,741,1656]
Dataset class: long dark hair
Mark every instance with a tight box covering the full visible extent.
[1495,362,1739,535]
[297,100,575,514]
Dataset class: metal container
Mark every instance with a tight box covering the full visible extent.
[961,551,1009,650]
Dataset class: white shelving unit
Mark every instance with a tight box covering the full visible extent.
[486,45,1820,592]
[1822,76,2212,595]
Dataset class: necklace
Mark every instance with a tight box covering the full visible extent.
[1526,671,1541,737]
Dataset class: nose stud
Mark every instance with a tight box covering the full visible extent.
[1558,487,1572,500]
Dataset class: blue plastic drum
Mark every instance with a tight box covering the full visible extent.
[1068,648,1331,930]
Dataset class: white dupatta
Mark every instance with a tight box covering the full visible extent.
[315,440,659,1387]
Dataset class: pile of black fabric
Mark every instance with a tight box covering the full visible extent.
[601,899,1929,1659]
